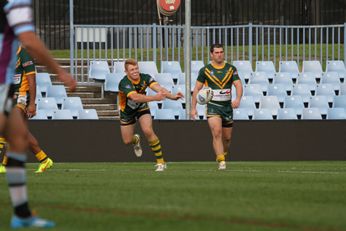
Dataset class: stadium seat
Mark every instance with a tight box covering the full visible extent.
[78,109,99,120]
[47,85,68,105]
[253,109,273,120]
[309,96,330,115]
[302,60,323,79]
[302,108,322,120]
[148,101,159,117]
[327,108,346,120]
[284,96,305,115]
[340,84,346,95]
[255,61,276,80]
[104,73,122,92]
[36,72,52,95]
[155,109,175,120]
[35,86,43,103]
[52,109,73,120]
[249,72,270,84]
[37,97,58,110]
[161,61,182,74]
[316,83,335,103]
[155,73,175,88]
[138,61,159,76]
[196,104,206,120]
[162,100,183,117]
[267,84,288,103]
[259,96,280,116]
[326,60,346,80]
[244,84,264,103]
[333,95,346,109]
[178,109,187,120]
[233,108,250,120]
[292,84,313,103]
[191,60,204,74]
[30,110,48,120]
[273,74,294,93]
[297,72,317,85]
[279,61,300,79]
[113,61,125,74]
[321,72,341,84]
[277,108,298,120]
[62,97,84,118]
[232,60,253,83]
[89,60,110,81]
[239,95,256,112]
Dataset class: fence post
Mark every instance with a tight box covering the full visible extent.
[153,24,157,65]
[69,0,74,78]
[344,23,346,66]
[248,23,253,64]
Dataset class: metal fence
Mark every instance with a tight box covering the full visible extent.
[72,23,345,83]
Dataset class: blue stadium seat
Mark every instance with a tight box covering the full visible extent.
[259,96,280,116]
[78,109,99,120]
[233,60,253,83]
[89,60,110,81]
[178,109,187,120]
[191,60,205,74]
[148,101,159,117]
[162,100,183,117]
[253,109,273,120]
[292,84,313,103]
[326,60,346,80]
[297,72,317,84]
[302,108,322,120]
[309,96,330,115]
[104,73,122,92]
[244,84,264,103]
[52,109,73,120]
[279,61,300,79]
[113,61,125,74]
[233,108,250,120]
[316,83,336,103]
[340,84,346,95]
[255,61,276,80]
[284,96,305,115]
[47,85,67,105]
[196,104,206,120]
[333,95,346,109]
[36,72,52,95]
[302,60,323,79]
[138,61,159,77]
[277,108,298,120]
[30,110,48,120]
[161,61,182,74]
[239,95,256,110]
[37,97,58,110]
[154,109,175,120]
[62,97,84,118]
[321,72,341,84]
[327,108,346,120]
[155,73,175,88]
[267,84,288,103]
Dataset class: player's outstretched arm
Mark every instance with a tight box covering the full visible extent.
[128,91,166,103]
[190,81,204,120]
[150,83,184,100]
[232,80,243,108]
[17,32,76,91]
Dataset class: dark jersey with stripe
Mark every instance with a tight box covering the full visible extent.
[118,73,158,115]
[13,46,35,94]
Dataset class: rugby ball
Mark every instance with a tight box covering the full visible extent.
[197,87,213,105]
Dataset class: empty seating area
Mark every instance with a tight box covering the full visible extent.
[86,59,346,120]
[33,73,99,120]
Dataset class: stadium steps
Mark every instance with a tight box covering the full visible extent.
[37,60,120,120]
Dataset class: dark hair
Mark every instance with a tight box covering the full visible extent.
[210,43,224,53]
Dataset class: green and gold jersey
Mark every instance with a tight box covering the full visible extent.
[197,62,240,106]
[118,73,158,114]
[13,46,36,95]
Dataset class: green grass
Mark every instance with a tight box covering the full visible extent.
[1,161,346,231]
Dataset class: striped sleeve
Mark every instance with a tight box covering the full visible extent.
[4,0,35,35]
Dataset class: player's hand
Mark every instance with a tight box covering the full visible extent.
[172,92,184,100]
[26,103,36,118]
[155,91,166,101]
[232,98,241,108]
[58,70,77,91]
[190,108,198,120]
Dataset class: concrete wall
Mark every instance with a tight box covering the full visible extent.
[27,120,346,162]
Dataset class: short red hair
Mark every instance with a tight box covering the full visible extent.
[124,59,138,71]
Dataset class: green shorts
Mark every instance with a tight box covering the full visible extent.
[206,102,233,128]
[120,107,151,126]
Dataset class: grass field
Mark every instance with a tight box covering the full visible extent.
[0,161,345,231]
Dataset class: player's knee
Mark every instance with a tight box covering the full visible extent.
[142,127,154,138]
[123,138,133,145]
